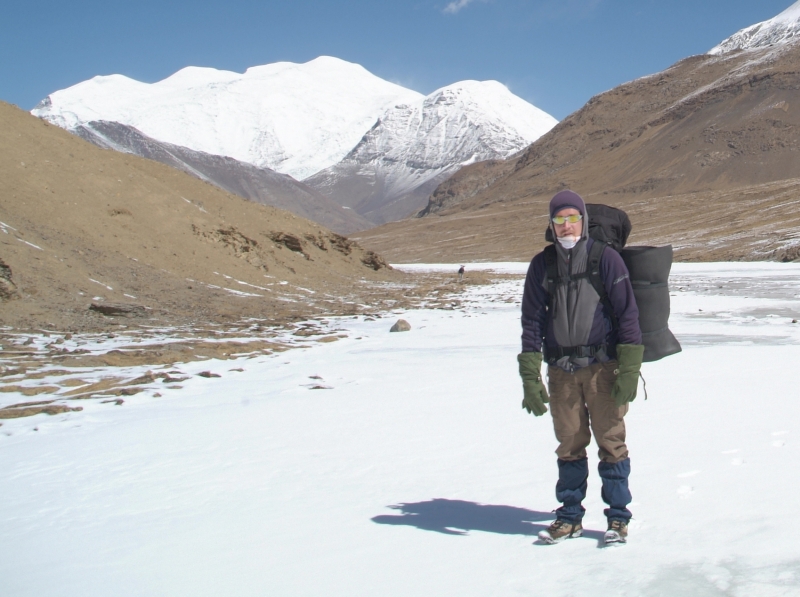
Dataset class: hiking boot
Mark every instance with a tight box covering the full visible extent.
[604,519,628,544]
[538,519,583,544]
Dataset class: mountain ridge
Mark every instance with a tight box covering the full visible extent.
[710,1,800,54]
[355,35,800,263]
[33,56,424,181]
[304,80,557,224]
[32,57,557,227]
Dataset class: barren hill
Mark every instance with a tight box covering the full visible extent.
[0,101,399,332]
[71,120,373,235]
[355,43,800,263]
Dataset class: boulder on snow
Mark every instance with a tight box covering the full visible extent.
[390,319,411,332]
[89,302,147,318]
[0,258,18,300]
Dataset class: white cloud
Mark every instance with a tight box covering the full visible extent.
[443,0,486,15]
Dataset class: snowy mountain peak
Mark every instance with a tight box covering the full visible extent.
[776,0,800,21]
[32,56,557,226]
[303,78,558,224]
[424,80,557,146]
[155,66,241,88]
[709,1,800,54]
[243,55,370,77]
[33,57,423,180]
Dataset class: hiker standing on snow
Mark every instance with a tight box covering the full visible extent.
[458,265,465,282]
[518,190,643,545]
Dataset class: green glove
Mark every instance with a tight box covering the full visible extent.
[518,351,549,416]
[612,344,645,407]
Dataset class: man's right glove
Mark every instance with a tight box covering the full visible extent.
[612,344,645,407]
[517,351,549,416]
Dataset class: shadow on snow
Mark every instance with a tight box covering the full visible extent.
[372,498,562,537]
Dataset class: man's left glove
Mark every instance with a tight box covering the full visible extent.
[518,351,549,416]
[612,344,645,407]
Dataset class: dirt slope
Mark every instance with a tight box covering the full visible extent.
[71,120,374,235]
[356,43,800,263]
[0,101,399,331]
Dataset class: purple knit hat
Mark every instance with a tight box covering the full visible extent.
[549,190,585,219]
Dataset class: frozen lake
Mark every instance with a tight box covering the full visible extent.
[2,262,800,596]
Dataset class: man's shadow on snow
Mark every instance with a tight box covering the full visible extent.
[371,499,605,545]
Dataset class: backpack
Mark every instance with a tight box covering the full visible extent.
[543,203,681,363]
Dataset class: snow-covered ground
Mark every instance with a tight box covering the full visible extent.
[3,262,800,596]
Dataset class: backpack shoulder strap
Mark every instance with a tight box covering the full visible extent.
[543,244,557,289]
[587,241,619,331]
[542,244,558,318]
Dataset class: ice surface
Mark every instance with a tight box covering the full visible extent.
[2,263,800,596]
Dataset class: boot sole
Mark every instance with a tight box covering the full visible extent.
[538,529,583,544]
[604,531,627,544]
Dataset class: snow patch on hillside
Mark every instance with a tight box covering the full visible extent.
[710,1,800,54]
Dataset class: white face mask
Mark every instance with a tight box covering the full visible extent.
[556,235,579,250]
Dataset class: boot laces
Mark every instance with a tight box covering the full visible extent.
[549,519,578,535]
[550,520,567,531]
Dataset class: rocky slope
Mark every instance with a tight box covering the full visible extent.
[356,38,800,263]
[304,81,557,224]
[0,101,399,332]
[72,120,372,234]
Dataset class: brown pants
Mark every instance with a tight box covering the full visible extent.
[548,361,629,463]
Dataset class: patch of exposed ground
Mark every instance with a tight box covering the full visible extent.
[355,178,800,263]
[0,101,402,333]
[0,270,496,419]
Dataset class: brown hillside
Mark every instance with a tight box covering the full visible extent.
[356,43,800,263]
[0,101,401,332]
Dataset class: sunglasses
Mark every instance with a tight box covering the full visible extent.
[551,214,583,225]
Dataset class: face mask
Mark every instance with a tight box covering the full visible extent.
[557,235,579,250]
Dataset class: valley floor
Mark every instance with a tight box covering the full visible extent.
[2,263,800,596]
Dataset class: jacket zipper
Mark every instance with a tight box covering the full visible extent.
[566,251,572,336]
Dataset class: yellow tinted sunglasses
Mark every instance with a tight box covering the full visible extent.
[551,214,583,225]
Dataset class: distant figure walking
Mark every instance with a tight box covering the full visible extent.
[458,265,465,282]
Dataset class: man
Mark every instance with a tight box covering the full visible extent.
[518,190,643,545]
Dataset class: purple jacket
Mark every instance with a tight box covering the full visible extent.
[521,238,642,359]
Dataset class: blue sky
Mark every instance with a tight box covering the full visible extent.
[1,0,794,120]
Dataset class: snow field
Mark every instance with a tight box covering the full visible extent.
[32,57,557,184]
[2,263,800,596]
